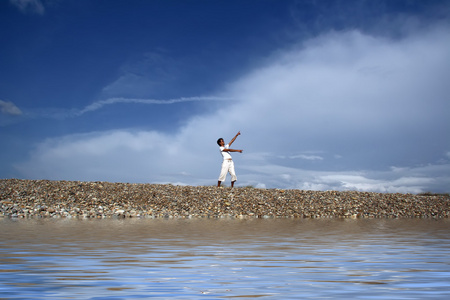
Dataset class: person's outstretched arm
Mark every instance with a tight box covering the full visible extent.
[228,131,241,146]
[222,148,243,153]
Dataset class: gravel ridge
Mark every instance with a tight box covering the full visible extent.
[1,179,449,219]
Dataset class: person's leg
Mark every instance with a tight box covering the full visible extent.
[218,161,228,187]
[229,161,237,188]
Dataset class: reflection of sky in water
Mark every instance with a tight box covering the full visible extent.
[1,219,449,299]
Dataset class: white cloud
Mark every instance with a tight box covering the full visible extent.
[16,26,450,193]
[289,154,324,161]
[9,0,45,15]
[0,100,22,116]
[15,130,215,184]
[317,174,432,194]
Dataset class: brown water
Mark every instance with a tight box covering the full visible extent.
[0,218,449,299]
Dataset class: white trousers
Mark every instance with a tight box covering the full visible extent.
[218,160,237,182]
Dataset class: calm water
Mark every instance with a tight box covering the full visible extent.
[0,218,449,299]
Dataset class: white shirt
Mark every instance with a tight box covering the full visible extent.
[220,144,232,160]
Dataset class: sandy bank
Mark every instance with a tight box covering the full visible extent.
[1,179,448,219]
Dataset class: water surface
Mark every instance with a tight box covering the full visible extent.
[0,218,449,299]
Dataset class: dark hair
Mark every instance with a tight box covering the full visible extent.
[217,138,223,146]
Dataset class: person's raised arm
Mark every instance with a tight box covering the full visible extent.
[228,131,241,146]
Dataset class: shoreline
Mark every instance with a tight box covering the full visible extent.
[1,179,449,219]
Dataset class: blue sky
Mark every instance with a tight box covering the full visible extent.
[1,0,449,193]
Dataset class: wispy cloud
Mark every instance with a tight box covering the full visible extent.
[9,0,45,15]
[0,100,22,116]
[20,96,237,121]
[75,96,237,116]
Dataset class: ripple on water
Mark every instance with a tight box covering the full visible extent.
[0,218,449,299]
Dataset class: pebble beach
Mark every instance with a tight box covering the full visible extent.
[1,179,448,219]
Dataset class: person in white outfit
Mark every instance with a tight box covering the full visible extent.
[217,131,243,187]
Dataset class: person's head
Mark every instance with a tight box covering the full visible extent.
[217,138,224,146]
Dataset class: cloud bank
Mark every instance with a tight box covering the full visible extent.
[16,27,450,193]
